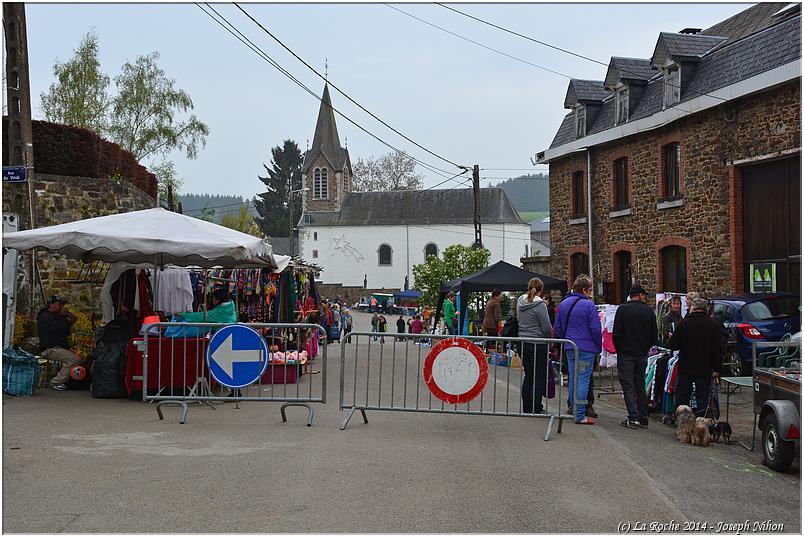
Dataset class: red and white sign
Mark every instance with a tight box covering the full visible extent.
[423,338,488,405]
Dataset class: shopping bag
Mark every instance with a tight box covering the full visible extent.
[3,347,41,396]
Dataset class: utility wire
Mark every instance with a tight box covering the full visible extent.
[435,3,729,104]
[234,2,467,173]
[196,3,468,188]
[385,4,575,80]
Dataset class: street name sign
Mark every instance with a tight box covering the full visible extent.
[2,166,27,183]
[206,324,269,389]
[423,337,488,404]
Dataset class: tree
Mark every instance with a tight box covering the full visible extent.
[197,204,216,223]
[220,205,262,237]
[40,31,110,134]
[352,151,424,192]
[412,244,491,308]
[253,140,303,238]
[108,52,209,162]
[150,159,184,204]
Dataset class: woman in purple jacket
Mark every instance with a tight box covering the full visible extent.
[554,275,602,425]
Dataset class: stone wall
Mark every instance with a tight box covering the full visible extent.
[302,153,342,213]
[521,256,551,277]
[3,173,156,315]
[548,82,801,301]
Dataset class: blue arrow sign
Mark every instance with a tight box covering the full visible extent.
[2,166,27,183]
[206,325,269,389]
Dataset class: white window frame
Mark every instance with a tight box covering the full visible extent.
[378,243,393,266]
[575,105,586,138]
[664,65,681,108]
[615,86,629,124]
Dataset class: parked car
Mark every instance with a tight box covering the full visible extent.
[711,293,801,376]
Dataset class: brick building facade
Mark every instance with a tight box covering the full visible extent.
[537,3,801,303]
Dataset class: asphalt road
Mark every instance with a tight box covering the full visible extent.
[3,312,800,533]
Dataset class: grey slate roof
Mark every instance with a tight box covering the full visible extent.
[564,80,611,107]
[299,188,525,227]
[702,2,798,44]
[604,57,657,87]
[302,84,351,173]
[267,237,291,255]
[529,217,550,233]
[548,5,801,150]
[651,32,727,65]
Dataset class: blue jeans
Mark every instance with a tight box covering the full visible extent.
[567,350,595,422]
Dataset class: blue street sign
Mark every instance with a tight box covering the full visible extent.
[206,325,269,389]
[2,166,27,183]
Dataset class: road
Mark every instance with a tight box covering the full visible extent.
[3,312,800,533]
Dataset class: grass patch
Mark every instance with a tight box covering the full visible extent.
[518,211,549,222]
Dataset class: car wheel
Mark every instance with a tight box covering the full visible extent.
[726,351,743,376]
[762,413,795,472]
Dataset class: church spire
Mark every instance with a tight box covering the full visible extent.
[311,84,341,161]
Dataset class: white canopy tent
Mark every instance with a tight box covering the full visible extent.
[2,207,289,269]
[2,207,291,322]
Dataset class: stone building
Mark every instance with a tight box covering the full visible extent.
[536,3,801,303]
[2,119,157,313]
[298,84,531,290]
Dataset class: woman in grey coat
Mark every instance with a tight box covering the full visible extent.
[517,277,553,414]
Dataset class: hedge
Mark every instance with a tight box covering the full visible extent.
[2,117,157,199]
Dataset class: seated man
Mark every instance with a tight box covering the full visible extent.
[38,295,82,391]
[178,288,236,325]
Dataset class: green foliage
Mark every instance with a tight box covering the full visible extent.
[491,174,549,213]
[518,211,549,222]
[499,293,512,317]
[40,31,110,134]
[178,193,247,223]
[109,52,209,162]
[197,204,216,222]
[150,159,184,202]
[412,244,491,308]
[220,205,262,237]
[253,140,303,238]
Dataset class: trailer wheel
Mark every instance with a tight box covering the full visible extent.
[762,413,795,472]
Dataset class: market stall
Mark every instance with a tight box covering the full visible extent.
[3,208,295,397]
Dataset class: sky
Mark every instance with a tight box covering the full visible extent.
[20,2,750,203]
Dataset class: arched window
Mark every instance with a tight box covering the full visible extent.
[378,244,392,266]
[314,167,328,199]
[570,252,589,284]
[660,245,687,293]
[424,243,438,260]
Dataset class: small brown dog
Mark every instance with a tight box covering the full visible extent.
[675,405,696,444]
[693,417,711,446]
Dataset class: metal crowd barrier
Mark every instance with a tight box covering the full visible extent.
[135,322,326,425]
[339,332,580,440]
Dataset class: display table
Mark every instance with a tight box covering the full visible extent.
[720,376,753,422]
[124,337,212,395]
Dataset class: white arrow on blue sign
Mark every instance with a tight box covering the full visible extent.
[206,324,269,389]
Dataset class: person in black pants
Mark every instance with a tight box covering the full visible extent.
[670,297,723,417]
[517,278,553,414]
[613,284,658,429]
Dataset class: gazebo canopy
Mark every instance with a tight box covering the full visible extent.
[2,207,287,269]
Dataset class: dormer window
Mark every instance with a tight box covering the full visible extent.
[575,105,586,138]
[663,65,680,108]
[615,87,629,124]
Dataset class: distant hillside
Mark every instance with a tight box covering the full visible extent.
[178,193,257,223]
[489,174,549,213]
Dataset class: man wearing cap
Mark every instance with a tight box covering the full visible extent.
[37,295,82,390]
[613,284,658,429]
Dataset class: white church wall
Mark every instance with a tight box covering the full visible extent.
[299,222,531,289]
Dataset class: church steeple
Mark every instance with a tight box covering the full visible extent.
[301,84,352,214]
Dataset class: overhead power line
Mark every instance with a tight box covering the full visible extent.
[234,2,467,173]
[384,4,575,80]
[195,3,468,188]
[435,3,729,104]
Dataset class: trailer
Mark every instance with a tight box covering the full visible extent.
[752,341,801,472]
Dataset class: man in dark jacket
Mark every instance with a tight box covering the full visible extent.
[37,295,81,390]
[670,297,723,417]
[613,285,658,429]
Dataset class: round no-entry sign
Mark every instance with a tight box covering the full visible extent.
[423,338,488,404]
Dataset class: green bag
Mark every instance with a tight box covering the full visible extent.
[3,347,41,396]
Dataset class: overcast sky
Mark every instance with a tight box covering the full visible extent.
[22,2,749,201]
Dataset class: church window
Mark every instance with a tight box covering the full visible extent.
[314,168,329,199]
[378,244,392,266]
[313,232,318,241]
[424,243,438,260]
[312,250,319,259]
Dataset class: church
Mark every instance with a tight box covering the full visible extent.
[297,85,531,290]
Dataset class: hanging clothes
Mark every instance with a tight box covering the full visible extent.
[150,267,194,315]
